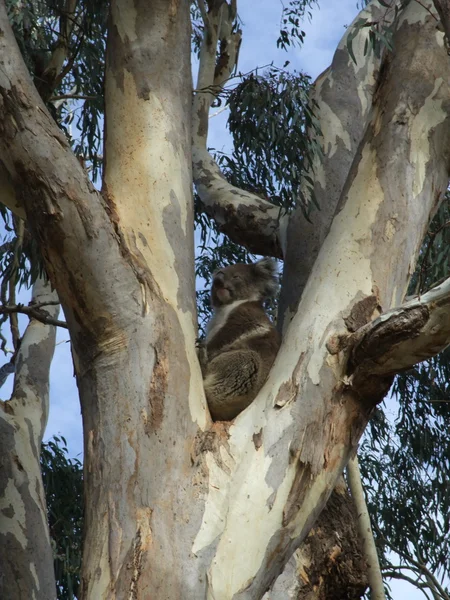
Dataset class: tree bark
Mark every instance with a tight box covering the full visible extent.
[278,0,402,331]
[1,0,450,599]
[0,278,59,600]
[264,479,368,600]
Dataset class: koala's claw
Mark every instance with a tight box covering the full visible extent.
[196,337,205,348]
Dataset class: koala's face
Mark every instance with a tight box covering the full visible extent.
[211,259,278,308]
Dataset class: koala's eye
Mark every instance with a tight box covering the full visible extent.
[232,275,242,281]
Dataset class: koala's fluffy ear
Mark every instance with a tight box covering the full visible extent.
[253,257,279,298]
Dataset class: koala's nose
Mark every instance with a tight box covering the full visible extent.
[213,273,225,287]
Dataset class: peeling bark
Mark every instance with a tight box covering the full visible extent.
[0,162,26,219]
[265,479,368,600]
[349,278,450,397]
[195,3,450,597]
[0,278,59,600]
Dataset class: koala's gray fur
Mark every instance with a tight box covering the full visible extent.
[199,257,281,421]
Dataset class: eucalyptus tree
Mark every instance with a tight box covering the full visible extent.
[1,0,450,599]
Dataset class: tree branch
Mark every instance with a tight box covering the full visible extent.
[349,277,450,396]
[278,0,404,330]
[35,0,78,101]
[192,0,286,257]
[0,276,59,597]
[198,4,450,595]
[0,302,67,329]
[0,162,26,218]
[432,0,450,44]
[347,456,386,600]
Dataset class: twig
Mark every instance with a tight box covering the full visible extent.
[382,571,432,600]
[197,0,210,30]
[49,94,98,102]
[0,303,67,329]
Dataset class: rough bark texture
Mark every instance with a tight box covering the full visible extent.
[265,480,368,600]
[349,278,450,384]
[0,279,59,600]
[193,3,450,596]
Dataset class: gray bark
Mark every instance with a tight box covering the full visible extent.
[0,278,59,600]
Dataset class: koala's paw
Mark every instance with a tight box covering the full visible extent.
[196,338,208,373]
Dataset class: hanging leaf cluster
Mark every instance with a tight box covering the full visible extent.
[347,0,412,64]
[225,66,321,214]
[277,0,318,50]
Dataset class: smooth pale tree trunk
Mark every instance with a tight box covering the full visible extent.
[1,0,450,599]
[0,278,59,599]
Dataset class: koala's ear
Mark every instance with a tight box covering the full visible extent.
[253,258,279,298]
[254,257,278,276]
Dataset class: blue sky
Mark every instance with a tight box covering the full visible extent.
[0,2,433,597]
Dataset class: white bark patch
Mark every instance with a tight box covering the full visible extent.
[113,0,138,42]
[89,522,114,599]
[206,450,295,598]
[383,216,397,242]
[105,70,188,307]
[195,408,294,595]
[192,450,235,553]
[282,143,382,385]
[316,91,352,156]
[30,563,39,589]
[410,76,446,197]
[104,69,206,425]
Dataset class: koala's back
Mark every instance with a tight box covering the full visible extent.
[203,301,280,420]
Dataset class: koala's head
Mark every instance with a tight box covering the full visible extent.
[211,258,279,308]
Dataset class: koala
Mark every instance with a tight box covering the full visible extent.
[199,257,281,421]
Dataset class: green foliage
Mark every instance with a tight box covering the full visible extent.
[6,0,107,180]
[408,192,450,296]
[190,1,205,57]
[347,0,411,64]
[277,0,318,50]
[226,66,321,215]
[41,436,83,600]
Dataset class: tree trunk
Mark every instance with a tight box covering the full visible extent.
[0,278,59,599]
[1,0,450,599]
